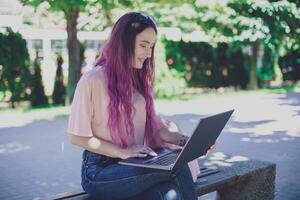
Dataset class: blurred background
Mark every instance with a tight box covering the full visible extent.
[0,0,299,199]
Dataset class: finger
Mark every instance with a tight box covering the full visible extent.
[133,153,148,158]
[207,143,216,151]
[138,146,152,154]
[144,146,157,156]
[206,147,215,156]
[137,147,150,154]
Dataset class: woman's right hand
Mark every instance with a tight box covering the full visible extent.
[119,145,157,159]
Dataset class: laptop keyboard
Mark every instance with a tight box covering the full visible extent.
[147,152,179,166]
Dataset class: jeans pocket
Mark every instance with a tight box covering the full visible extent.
[84,151,110,165]
[83,152,111,181]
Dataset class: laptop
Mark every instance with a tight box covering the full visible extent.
[118,109,234,171]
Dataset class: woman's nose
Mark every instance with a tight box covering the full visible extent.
[146,48,152,58]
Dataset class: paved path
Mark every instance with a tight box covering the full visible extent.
[0,91,299,200]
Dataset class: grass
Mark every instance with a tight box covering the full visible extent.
[156,87,265,102]
[261,83,300,93]
[0,104,69,122]
[157,82,300,102]
[1,83,299,121]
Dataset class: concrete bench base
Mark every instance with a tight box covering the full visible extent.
[195,159,276,200]
[43,158,276,200]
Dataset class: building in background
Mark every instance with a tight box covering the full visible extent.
[0,0,22,31]
[19,28,110,95]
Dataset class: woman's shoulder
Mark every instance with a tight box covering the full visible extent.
[80,65,106,83]
[75,66,107,96]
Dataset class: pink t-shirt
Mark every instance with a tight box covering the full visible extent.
[67,66,200,181]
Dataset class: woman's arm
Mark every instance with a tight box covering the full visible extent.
[69,134,123,158]
[159,122,216,154]
[68,134,157,159]
[159,121,189,147]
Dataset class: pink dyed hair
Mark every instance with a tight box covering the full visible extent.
[94,12,162,148]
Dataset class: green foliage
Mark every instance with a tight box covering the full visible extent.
[279,48,300,81]
[52,55,66,105]
[164,39,249,88]
[228,0,300,43]
[256,45,275,85]
[21,0,133,29]
[154,39,186,98]
[192,0,300,88]
[21,0,139,103]
[0,28,32,108]
[194,0,300,44]
[30,52,49,107]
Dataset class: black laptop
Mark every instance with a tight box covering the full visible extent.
[118,110,234,171]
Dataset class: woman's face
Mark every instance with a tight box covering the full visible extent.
[134,27,157,69]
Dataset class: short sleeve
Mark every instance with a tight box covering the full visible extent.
[67,76,93,137]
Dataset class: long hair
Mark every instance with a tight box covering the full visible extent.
[94,12,162,148]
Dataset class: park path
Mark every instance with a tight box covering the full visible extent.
[0,91,299,200]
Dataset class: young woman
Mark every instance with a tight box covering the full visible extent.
[67,12,202,200]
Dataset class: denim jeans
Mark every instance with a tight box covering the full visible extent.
[81,150,197,200]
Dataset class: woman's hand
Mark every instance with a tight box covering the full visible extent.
[118,145,157,159]
[159,119,190,147]
[178,135,189,147]
[205,143,216,156]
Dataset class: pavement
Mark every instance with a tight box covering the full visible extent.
[0,91,299,200]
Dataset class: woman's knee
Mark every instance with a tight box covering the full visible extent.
[142,182,182,200]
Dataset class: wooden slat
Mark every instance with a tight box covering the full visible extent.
[41,190,88,200]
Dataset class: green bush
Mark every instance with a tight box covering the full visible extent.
[154,39,186,98]
[279,48,300,82]
[163,39,249,89]
[0,28,32,108]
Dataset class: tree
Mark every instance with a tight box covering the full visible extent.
[192,0,300,89]
[52,54,66,105]
[31,51,49,107]
[20,0,198,101]
[20,0,133,104]
[228,0,300,87]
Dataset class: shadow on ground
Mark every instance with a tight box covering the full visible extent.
[0,92,300,199]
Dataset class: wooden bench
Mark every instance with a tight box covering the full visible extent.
[43,158,276,200]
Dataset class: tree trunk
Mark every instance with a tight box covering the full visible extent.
[248,40,259,89]
[272,45,283,85]
[65,8,80,104]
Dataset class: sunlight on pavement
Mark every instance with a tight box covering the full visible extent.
[0,142,31,154]
[204,152,249,167]
[156,92,300,145]
[229,117,300,137]
[226,155,249,162]
[0,106,69,129]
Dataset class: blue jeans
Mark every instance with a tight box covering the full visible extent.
[81,150,197,200]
